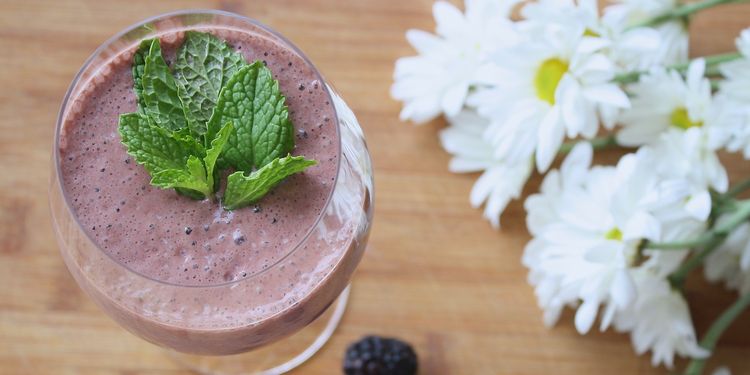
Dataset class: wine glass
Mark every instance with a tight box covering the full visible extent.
[49,10,373,374]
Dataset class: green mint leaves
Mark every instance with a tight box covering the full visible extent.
[132,40,150,112]
[174,31,247,133]
[119,113,203,173]
[224,155,317,210]
[207,62,295,171]
[141,40,188,130]
[119,32,316,209]
[204,122,234,192]
[148,122,233,198]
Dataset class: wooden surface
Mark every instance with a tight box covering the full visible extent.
[2,1,750,374]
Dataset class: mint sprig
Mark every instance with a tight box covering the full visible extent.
[174,31,247,134]
[118,33,316,209]
[150,156,212,197]
[132,40,150,113]
[204,121,234,192]
[207,61,295,171]
[118,113,203,173]
[141,39,188,130]
[224,155,317,210]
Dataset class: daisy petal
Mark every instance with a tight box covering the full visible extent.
[441,82,470,117]
[685,190,712,221]
[535,107,564,172]
[575,299,599,334]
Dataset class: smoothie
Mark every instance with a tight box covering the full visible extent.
[53,21,371,355]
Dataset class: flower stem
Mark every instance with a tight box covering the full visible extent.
[646,199,750,250]
[648,200,750,288]
[559,134,618,154]
[632,0,749,29]
[710,79,722,91]
[727,177,750,198]
[613,52,741,85]
[668,236,725,288]
[683,292,750,375]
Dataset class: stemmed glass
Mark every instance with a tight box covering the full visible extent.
[49,10,373,374]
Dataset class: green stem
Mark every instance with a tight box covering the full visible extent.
[613,52,741,85]
[559,134,618,154]
[647,199,750,250]
[705,64,725,77]
[683,292,750,375]
[668,236,724,288]
[651,200,750,288]
[645,232,718,251]
[710,79,722,91]
[632,0,748,29]
[727,177,750,198]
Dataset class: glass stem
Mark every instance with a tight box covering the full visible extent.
[614,52,741,85]
[683,292,750,375]
[632,0,749,29]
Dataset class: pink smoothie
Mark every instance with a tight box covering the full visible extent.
[56,25,369,354]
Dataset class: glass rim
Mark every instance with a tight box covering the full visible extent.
[52,9,343,288]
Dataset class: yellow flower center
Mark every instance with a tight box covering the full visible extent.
[583,29,600,37]
[670,107,703,130]
[604,228,623,241]
[534,58,569,105]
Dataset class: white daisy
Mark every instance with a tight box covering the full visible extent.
[470,6,629,172]
[602,0,688,69]
[391,0,520,123]
[520,0,600,32]
[610,139,713,277]
[616,59,714,147]
[520,0,661,131]
[606,26,669,72]
[523,143,638,334]
[609,131,726,272]
[713,28,750,157]
[704,219,750,295]
[648,128,729,198]
[718,29,750,103]
[524,137,721,335]
[525,142,709,366]
[611,130,724,278]
[613,269,709,368]
[524,0,668,73]
[439,109,532,228]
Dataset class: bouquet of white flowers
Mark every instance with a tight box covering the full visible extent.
[392,0,750,373]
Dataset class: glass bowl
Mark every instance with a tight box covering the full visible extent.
[49,9,373,374]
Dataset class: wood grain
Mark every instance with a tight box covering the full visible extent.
[1,1,750,374]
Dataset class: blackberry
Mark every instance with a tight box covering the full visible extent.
[343,335,418,375]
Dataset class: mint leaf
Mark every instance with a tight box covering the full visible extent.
[142,39,187,130]
[206,64,256,170]
[118,113,202,175]
[173,31,248,133]
[132,39,152,113]
[249,63,295,168]
[207,61,294,171]
[151,156,211,198]
[223,45,247,84]
[204,122,233,192]
[223,155,316,210]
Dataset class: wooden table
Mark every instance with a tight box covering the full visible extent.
[2,1,750,374]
